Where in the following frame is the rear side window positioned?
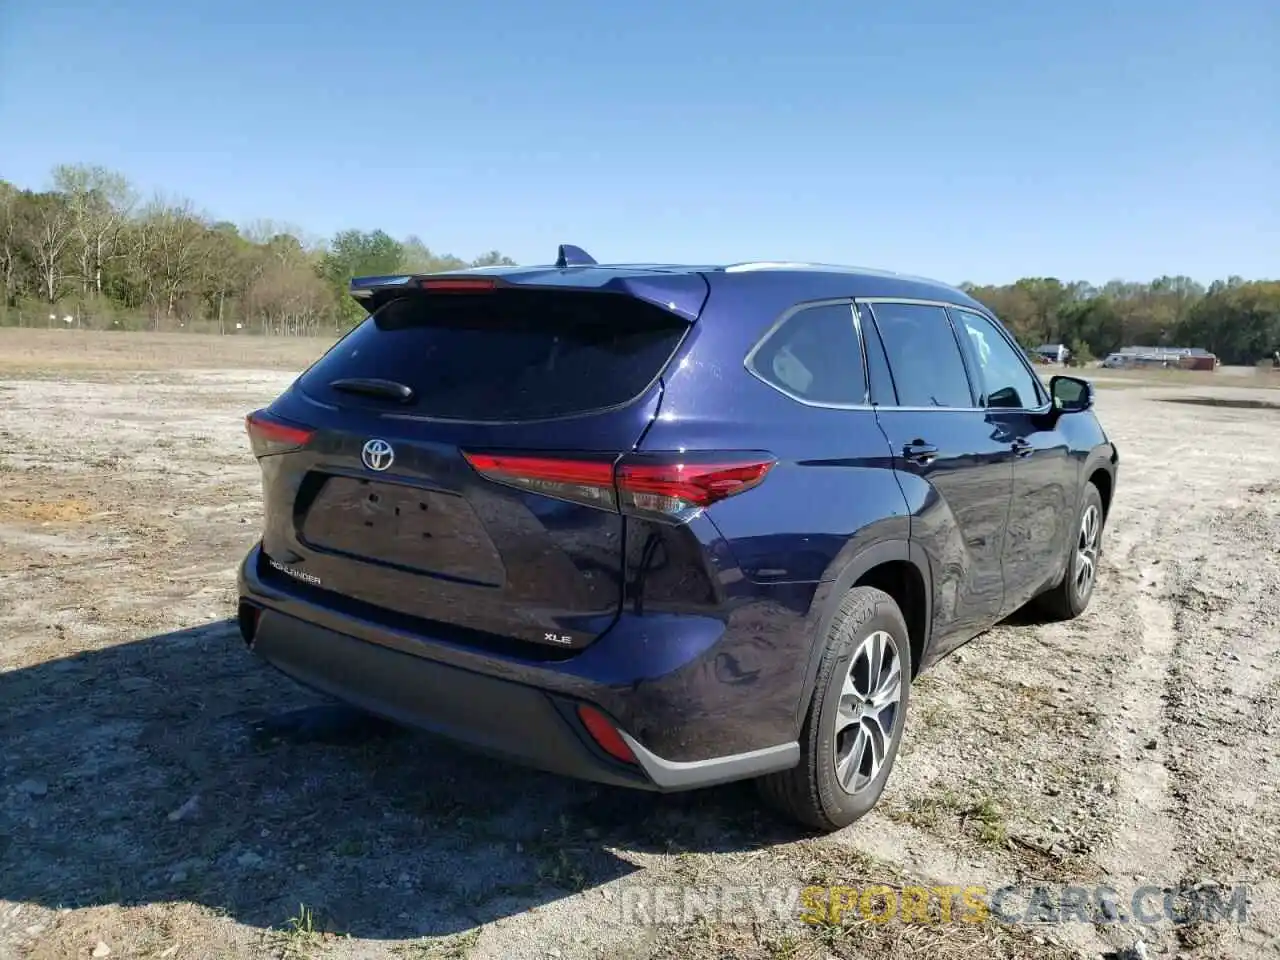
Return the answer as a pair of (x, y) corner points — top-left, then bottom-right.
(866, 302), (975, 408)
(298, 290), (688, 421)
(747, 302), (867, 405)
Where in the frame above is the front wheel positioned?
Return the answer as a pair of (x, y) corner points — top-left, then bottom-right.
(758, 586), (912, 832)
(1034, 481), (1105, 621)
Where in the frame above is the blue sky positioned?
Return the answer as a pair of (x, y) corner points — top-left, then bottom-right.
(1, 0), (1275, 284)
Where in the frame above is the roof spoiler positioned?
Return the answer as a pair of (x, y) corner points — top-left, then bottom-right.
(348, 245), (709, 320)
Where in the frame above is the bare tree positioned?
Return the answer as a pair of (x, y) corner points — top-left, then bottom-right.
(52, 164), (136, 299)
(21, 192), (74, 303)
(200, 224), (249, 334)
(136, 195), (207, 324)
(246, 258), (328, 336)
(0, 182), (23, 306)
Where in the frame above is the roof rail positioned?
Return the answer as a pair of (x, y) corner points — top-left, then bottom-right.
(720, 261), (966, 291)
(722, 261), (825, 273)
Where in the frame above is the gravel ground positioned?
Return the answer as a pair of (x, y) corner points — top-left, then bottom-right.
(1, 330), (1278, 960)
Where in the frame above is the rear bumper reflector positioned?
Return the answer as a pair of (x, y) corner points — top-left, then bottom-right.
(576, 705), (638, 765)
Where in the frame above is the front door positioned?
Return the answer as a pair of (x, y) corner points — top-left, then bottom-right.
(950, 307), (1073, 613)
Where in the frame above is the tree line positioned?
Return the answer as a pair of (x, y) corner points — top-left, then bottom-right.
(959, 276), (1280, 367)
(0, 164), (515, 336)
(2, 163), (1277, 363)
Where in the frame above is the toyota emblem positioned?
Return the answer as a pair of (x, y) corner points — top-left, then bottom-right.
(361, 438), (395, 472)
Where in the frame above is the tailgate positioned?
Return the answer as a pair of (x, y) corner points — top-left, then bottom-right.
(250, 280), (704, 652)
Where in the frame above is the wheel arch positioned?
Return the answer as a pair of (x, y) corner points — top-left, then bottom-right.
(1087, 461), (1114, 519)
(795, 539), (933, 730)
(1084, 441), (1119, 520)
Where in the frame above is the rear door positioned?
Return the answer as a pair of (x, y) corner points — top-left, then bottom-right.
(860, 299), (1014, 651)
(251, 280), (701, 653)
(950, 307), (1073, 613)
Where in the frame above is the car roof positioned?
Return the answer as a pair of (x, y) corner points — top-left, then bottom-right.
(351, 246), (992, 319)
(445, 258), (985, 311)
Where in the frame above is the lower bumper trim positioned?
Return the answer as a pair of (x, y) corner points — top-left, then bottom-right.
(249, 607), (797, 792)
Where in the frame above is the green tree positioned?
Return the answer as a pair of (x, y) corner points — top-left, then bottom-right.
(471, 249), (516, 268)
(319, 229), (405, 325)
(6, 158), (1274, 350)
(400, 235), (467, 273)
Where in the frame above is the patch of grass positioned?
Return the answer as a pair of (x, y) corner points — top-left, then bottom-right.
(883, 787), (966, 830)
(1159, 395), (1280, 411)
(643, 909), (1081, 960)
(884, 788), (1008, 849)
(668, 850), (703, 882)
(470, 881), (540, 908)
(764, 931), (804, 958)
(332, 838), (365, 857)
(534, 846), (589, 891)
(267, 903), (350, 960)
(392, 929), (481, 959)
(909, 694), (952, 730)
(796, 840), (878, 887)
(273, 903), (322, 959)
(1089, 365), (1280, 390)
(518, 811), (595, 892)
(963, 797), (1008, 848)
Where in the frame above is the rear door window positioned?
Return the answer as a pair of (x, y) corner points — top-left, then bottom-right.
(865, 302), (975, 408)
(746, 302), (867, 405)
(298, 290), (689, 421)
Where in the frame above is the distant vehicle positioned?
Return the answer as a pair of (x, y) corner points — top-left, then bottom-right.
(1034, 343), (1071, 364)
(1111, 345), (1218, 371)
(1101, 353), (1129, 369)
(237, 248), (1119, 831)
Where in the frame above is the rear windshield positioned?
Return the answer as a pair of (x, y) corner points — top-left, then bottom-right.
(298, 290), (689, 421)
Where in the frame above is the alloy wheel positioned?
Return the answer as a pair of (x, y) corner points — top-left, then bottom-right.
(1075, 503), (1101, 598)
(833, 629), (903, 794)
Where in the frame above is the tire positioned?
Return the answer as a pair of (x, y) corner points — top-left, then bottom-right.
(758, 586), (913, 832)
(1034, 481), (1105, 621)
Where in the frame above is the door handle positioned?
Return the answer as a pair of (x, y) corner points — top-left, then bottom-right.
(1011, 437), (1034, 458)
(902, 440), (938, 465)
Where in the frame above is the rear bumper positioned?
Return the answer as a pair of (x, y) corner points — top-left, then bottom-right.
(238, 544), (798, 792)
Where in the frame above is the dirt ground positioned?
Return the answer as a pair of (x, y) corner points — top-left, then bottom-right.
(2, 328), (1278, 960)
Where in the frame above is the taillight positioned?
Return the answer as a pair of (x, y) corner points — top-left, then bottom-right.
(244, 409), (314, 457)
(615, 456), (774, 520)
(460, 453), (618, 510)
(462, 450), (775, 522)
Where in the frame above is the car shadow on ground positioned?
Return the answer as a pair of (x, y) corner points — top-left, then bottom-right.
(0, 620), (809, 940)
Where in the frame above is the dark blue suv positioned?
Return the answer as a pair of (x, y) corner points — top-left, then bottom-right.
(237, 247), (1118, 831)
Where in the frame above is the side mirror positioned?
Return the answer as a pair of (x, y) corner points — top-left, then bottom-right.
(1050, 375), (1094, 413)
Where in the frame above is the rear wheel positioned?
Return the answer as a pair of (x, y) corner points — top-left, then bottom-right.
(758, 586), (912, 832)
(1034, 481), (1105, 621)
